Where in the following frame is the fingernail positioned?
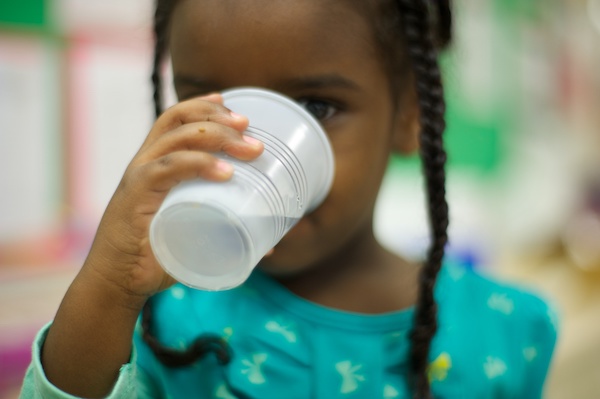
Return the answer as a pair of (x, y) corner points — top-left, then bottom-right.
(215, 160), (234, 176)
(243, 135), (262, 148)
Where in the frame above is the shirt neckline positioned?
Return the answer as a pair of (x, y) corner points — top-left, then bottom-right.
(244, 265), (449, 334)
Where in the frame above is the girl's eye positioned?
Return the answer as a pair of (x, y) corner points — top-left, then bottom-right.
(297, 99), (337, 122)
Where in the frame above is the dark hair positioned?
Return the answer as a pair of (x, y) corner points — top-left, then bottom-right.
(141, 296), (231, 366)
(396, 1), (451, 397)
(143, 1), (451, 397)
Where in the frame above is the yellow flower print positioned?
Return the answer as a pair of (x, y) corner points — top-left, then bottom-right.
(428, 352), (452, 382)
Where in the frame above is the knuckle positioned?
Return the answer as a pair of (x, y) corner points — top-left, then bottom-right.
(157, 153), (174, 169)
(221, 140), (242, 153)
(156, 104), (181, 125)
(156, 103), (198, 130)
(119, 165), (141, 190)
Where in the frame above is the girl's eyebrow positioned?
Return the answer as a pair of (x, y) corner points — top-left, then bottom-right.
(276, 74), (363, 93)
(173, 74), (362, 93)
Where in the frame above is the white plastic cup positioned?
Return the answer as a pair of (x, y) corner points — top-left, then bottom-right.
(149, 88), (335, 290)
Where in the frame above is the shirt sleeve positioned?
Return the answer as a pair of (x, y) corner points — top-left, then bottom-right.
(521, 295), (560, 399)
(18, 322), (158, 399)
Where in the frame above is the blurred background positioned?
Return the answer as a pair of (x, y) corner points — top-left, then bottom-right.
(0, 0), (599, 397)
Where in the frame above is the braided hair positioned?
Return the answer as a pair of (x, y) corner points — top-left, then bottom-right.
(397, 1), (451, 397)
(144, 0), (451, 397)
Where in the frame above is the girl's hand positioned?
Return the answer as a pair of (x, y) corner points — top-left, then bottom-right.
(82, 94), (263, 301)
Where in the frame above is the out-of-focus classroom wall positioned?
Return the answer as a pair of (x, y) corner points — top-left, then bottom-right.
(0, 1), (599, 397)
(0, 1), (156, 395)
(378, 0), (600, 267)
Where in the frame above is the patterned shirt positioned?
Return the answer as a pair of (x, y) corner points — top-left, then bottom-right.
(21, 263), (558, 398)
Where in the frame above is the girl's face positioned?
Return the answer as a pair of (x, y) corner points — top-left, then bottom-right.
(169, 0), (414, 274)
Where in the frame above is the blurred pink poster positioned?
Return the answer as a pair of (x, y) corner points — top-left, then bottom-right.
(0, 36), (62, 243)
(67, 36), (154, 230)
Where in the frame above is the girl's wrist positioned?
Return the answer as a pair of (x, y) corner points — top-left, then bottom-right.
(77, 257), (150, 314)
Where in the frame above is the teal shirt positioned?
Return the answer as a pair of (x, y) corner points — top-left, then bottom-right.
(20, 263), (558, 398)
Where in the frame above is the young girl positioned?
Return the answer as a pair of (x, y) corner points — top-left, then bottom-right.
(20, 0), (557, 398)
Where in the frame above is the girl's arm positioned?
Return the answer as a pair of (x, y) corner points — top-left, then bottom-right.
(41, 261), (146, 398)
(32, 94), (261, 398)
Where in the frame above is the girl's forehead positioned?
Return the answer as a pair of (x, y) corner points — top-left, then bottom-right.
(167, 0), (388, 92)
(169, 0), (380, 66)
(172, 0), (373, 23)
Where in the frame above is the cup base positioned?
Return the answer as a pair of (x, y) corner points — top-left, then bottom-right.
(150, 201), (254, 290)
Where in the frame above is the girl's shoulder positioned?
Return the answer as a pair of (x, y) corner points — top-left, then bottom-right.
(435, 261), (559, 367)
(430, 262), (559, 395)
(438, 261), (559, 329)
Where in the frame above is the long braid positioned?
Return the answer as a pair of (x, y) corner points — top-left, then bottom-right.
(434, 0), (452, 47)
(141, 0), (233, 368)
(151, 0), (174, 118)
(397, 0), (451, 397)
